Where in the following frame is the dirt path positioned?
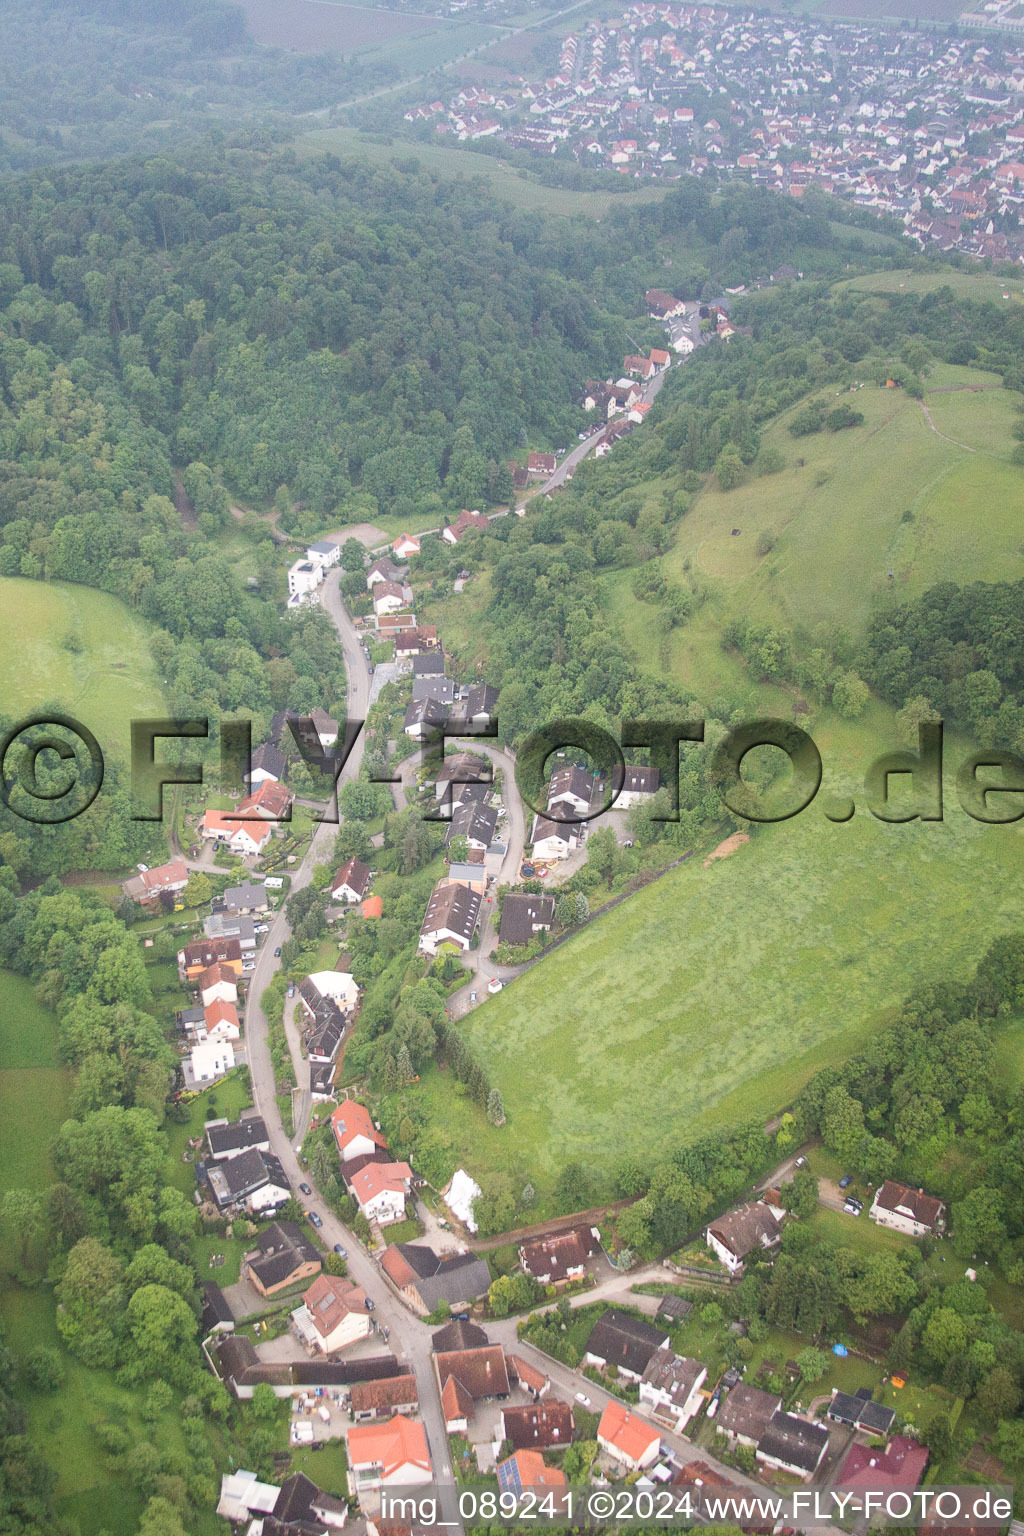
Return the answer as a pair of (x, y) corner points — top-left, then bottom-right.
(703, 830), (749, 867)
(919, 398), (975, 453)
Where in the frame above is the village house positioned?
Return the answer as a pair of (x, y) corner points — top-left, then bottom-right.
(217, 1469), (347, 1530)
(373, 580), (414, 617)
(413, 673), (457, 707)
(122, 858), (188, 905)
(200, 998), (240, 1044)
(418, 881), (482, 955)
(458, 681), (499, 729)
(380, 1243), (491, 1315)
(395, 627), (440, 664)
(199, 810), (272, 859)
(756, 1410), (829, 1481)
(306, 538), (341, 570)
(706, 1201), (784, 1273)
(434, 1344), (510, 1430)
(245, 1221), (322, 1298)
(404, 696), (450, 741)
(441, 862), (487, 896)
(443, 509), (490, 545)
(179, 937), (243, 981)
(198, 961), (238, 1008)
(222, 881), (270, 916)
(827, 1390), (895, 1437)
(366, 556), (405, 588)
(507, 1354), (549, 1401)
(331, 1100), (388, 1162)
(527, 451), (557, 477)
(547, 763), (595, 818)
(291, 1273), (372, 1355)
(612, 764), (661, 809)
(645, 288), (686, 319)
(597, 1400), (661, 1472)
(530, 815), (579, 862)
(499, 1400), (575, 1452)
(204, 1146), (289, 1213)
(287, 558), (324, 607)
(243, 742), (287, 786)
(434, 750), (491, 802)
(299, 970), (359, 1016)
(584, 1310), (669, 1383)
(188, 1037), (236, 1086)
(497, 1449), (567, 1495)
(236, 779), (293, 821)
(206, 1115), (268, 1161)
(349, 1160), (414, 1226)
(211, 1334), (403, 1402)
(329, 857), (371, 906)
(716, 1384), (782, 1448)
(499, 893), (555, 947)
(347, 1415), (432, 1494)
(837, 1432), (928, 1489)
(392, 534), (421, 560)
(869, 1180), (945, 1236)
(445, 799), (498, 853)
(519, 1225), (600, 1285)
(639, 1349), (707, 1431)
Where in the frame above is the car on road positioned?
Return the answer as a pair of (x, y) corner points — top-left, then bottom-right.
(364, 1297), (375, 1311)
(469, 991), (477, 1003)
(274, 946), (281, 957)
(298, 1182), (312, 1196)
(333, 1244), (347, 1258)
(574, 1392), (591, 1407)
(839, 1174), (853, 1189)
(307, 1211), (323, 1229)
(795, 1155), (808, 1168)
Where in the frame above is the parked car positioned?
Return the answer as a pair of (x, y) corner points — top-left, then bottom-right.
(839, 1174), (853, 1189)
(307, 1211), (323, 1229)
(298, 1182), (312, 1196)
(333, 1244), (347, 1258)
(574, 1392), (591, 1407)
(795, 1155), (808, 1168)
(844, 1198), (863, 1216)
(469, 991), (478, 1004)
(364, 1297), (375, 1311)
(274, 946), (282, 957)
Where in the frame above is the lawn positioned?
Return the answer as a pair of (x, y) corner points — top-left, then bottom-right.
(163, 1069), (254, 1196)
(0, 576), (165, 762)
(0, 972), (70, 1198)
(445, 797), (1024, 1193)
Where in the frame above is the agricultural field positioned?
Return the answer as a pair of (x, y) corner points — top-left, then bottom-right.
(0, 577), (165, 763)
(234, 0), (441, 51)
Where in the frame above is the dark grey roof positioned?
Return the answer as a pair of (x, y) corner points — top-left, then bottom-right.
(305, 1014), (344, 1062)
(214, 1335), (403, 1395)
(585, 1310), (668, 1376)
(829, 1392), (894, 1434)
(858, 1400), (896, 1434)
(499, 893), (555, 946)
(208, 1147), (284, 1204)
(413, 651), (447, 676)
(413, 675), (458, 705)
(223, 881), (269, 912)
(201, 1282), (234, 1329)
(206, 1117), (268, 1159)
(717, 1383), (781, 1441)
(656, 1294), (693, 1322)
(405, 697), (450, 731)
(446, 799), (498, 849)
(248, 742), (287, 781)
(420, 881), (482, 943)
(432, 1319), (489, 1352)
(463, 683), (499, 720)
(757, 1411), (829, 1474)
(246, 1220), (319, 1290)
(415, 1253), (492, 1311)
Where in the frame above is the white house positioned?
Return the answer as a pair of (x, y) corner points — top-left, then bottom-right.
(418, 882), (481, 955)
(304, 970), (359, 1013)
(350, 1161), (414, 1226)
(201, 1000), (241, 1044)
(189, 1038), (235, 1084)
(639, 1350), (707, 1431)
(706, 1202), (783, 1274)
(199, 963), (238, 1008)
(613, 765), (661, 810)
(392, 533), (421, 560)
(597, 1400), (661, 1472)
(330, 858), (371, 905)
(217, 1470), (281, 1522)
(347, 1415), (432, 1493)
(331, 1100), (388, 1163)
(373, 581), (414, 617)
(200, 810), (272, 858)
(530, 815), (579, 862)
(287, 559), (324, 607)
(306, 539), (340, 570)
(546, 764), (594, 818)
(291, 1273), (372, 1355)
(869, 1181), (945, 1237)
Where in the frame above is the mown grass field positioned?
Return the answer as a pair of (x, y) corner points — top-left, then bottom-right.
(0, 971), (69, 1197)
(0, 577), (165, 762)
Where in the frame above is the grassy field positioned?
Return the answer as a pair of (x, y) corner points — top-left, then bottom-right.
(840, 267), (1024, 302)
(0, 577), (165, 762)
(297, 127), (672, 219)
(0, 972), (70, 1198)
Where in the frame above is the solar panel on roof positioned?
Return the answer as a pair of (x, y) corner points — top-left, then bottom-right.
(497, 1458), (522, 1497)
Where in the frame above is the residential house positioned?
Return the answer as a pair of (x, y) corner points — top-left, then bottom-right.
(404, 696), (450, 741)
(373, 581), (414, 618)
(458, 682), (499, 729)
(236, 779), (293, 821)
(349, 1374), (420, 1422)
(500, 1401), (574, 1451)
(201, 999), (240, 1044)
(200, 810), (272, 858)
(597, 1400), (661, 1471)
(245, 1222), (322, 1298)
(206, 1116), (269, 1161)
(499, 893), (555, 947)
(331, 858), (371, 905)
(380, 1244), (492, 1315)
(212, 1334), (403, 1401)
(122, 858), (188, 905)
(527, 452), (557, 477)
(639, 1349), (707, 1431)
(869, 1181), (945, 1236)
(412, 673), (456, 706)
(189, 1038), (236, 1085)
(244, 742), (287, 787)
(350, 1161), (414, 1226)
(442, 509), (490, 545)
(434, 1345), (510, 1430)
(497, 1449), (567, 1495)
(300, 970), (359, 1015)
(265, 1470), (349, 1530)
(179, 938), (243, 981)
(287, 559), (324, 607)
(837, 1433), (928, 1489)
(547, 764), (594, 818)
(202, 912), (255, 951)
(612, 765), (661, 809)
(442, 862), (487, 895)
(418, 881), (482, 955)
(445, 799), (498, 853)
(645, 288), (686, 318)
(347, 1415), (432, 1492)
(519, 1225), (599, 1285)
(292, 1273), (372, 1354)
(205, 1147), (289, 1213)
(434, 750), (491, 801)
(584, 1311), (669, 1383)
(395, 627), (440, 663)
(223, 882), (270, 916)
(331, 1100), (388, 1163)
(507, 1354), (549, 1401)
(392, 534), (421, 560)
(306, 539), (341, 570)
(201, 1282), (235, 1336)
(217, 1470), (286, 1522)
(530, 815), (579, 862)
(827, 1390), (896, 1437)
(706, 1201), (783, 1273)
(367, 556), (405, 589)
(199, 962), (238, 1008)
(717, 1384), (782, 1448)
(756, 1410), (829, 1481)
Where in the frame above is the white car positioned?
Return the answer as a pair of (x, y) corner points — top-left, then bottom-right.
(575, 1392), (591, 1407)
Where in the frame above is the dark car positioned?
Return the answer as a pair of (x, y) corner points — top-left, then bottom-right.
(274, 946), (282, 957)
(364, 1297), (375, 1311)
(333, 1244), (347, 1258)
(307, 1211), (323, 1229)
(298, 1182), (312, 1196)
(839, 1174), (853, 1189)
